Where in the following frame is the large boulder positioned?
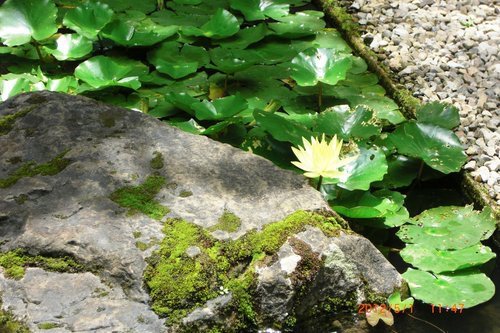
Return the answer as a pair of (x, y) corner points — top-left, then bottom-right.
(0, 91), (403, 332)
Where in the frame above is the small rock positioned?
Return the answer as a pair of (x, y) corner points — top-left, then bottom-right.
(477, 166), (490, 182)
(186, 246), (202, 258)
(464, 160), (477, 170)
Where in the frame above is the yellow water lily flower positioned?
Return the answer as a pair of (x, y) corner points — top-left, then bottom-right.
(291, 134), (357, 179)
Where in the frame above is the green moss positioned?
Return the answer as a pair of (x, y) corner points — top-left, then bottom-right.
(150, 152), (164, 170)
(179, 190), (193, 198)
(208, 210), (241, 233)
(0, 299), (30, 333)
(110, 175), (170, 220)
(99, 110), (117, 128)
(394, 89), (420, 117)
(0, 249), (84, 280)
(14, 194), (28, 205)
(37, 322), (62, 329)
(0, 151), (71, 188)
(133, 231), (142, 239)
(0, 107), (34, 136)
(144, 211), (343, 330)
(136, 241), (152, 251)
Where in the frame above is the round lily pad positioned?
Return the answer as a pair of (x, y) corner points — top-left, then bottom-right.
(316, 105), (381, 140)
(63, 1), (114, 39)
(44, 34), (93, 61)
(148, 42), (209, 79)
(416, 102), (460, 129)
(230, 0), (289, 21)
(192, 94), (248, 120)
(182, 8), (239, 39)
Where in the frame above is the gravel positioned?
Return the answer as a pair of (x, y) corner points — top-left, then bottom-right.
(346, 0), (500, 204)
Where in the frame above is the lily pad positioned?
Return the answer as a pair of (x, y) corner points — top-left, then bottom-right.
(192, 94), (248, 120)
(268, 11), (325, 38)
(332, 189), (405, 219)
(402, 268), (495, 308)
(397, 206), (496, 250)
(148, 42), (209, 79)
(168, 118), (205, 134)
(215, 23), (268, 49)
(416, 102), (460, 129)
(336, 146), (387, 191)
(389, 121), (467, 174)
(388, 292), (414, 312)
(291, 48), (353, 87)
(74, 56), (148, 90)
(376, 155), (420, 189)
(63, 1), (114, 39)
(182, 9), (239, 39)
(209, 47), (259, 74)
(253, 110), (311, 146)
(401, 244), (496, 273)
(230, 0), (289, 21)
(0, 0), (58, 46)
(44, 34), (93, 61)
(316, 105), (381, 140)
(165, 92), (199, 115)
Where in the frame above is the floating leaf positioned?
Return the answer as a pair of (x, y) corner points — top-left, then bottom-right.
(148, 42), (209, 79)
(375, 155), (420, 189)
(397, 206), (496, 250)
(416, 102), (460, 129)
(63, 0), (114, 39)
(166, 92), (199, 115)
(98, 0), (156, 13)
(389, 121), (467, 174)
(402, 268), (495, 308)
(292, 29), (351, 53)
(366, 305), (394, 327)
(291, 48), (352, 87)
(192, 94), (248, 120)
(336, 146), (387, 191)
(0, 0), (58, 46)
(269, 11), (325, 38)
(75, 56), (148, 90)
(183, 9), (239, 39)
(401, 244), (496, 273)
(44, 34), (93, 61)
(216, 23), (268, 49)
(388, 292), (414, 312)
(332, 189), (405, 219)
(253, 110), (311, 146)
(316, 105), (381, 140)
(209, 48), (259, 74)
(168, 118), (205, 134)
(230, 0), (289, 21)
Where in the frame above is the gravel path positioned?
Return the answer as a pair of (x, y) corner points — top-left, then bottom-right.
(344, 0), (499, 204)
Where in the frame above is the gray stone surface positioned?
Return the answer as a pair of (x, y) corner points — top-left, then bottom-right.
(0, 91), (402, 332)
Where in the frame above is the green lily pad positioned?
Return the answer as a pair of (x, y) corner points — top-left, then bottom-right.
(45, 76), (79, 93)
(101, 14), (178, 47)
(0, 76), (35, 101)
(397, 206), (496, 250)
(332, 189), (405, 219)
(216, 23), (268, 49)
(336, 146), (388, 191)
(401, 244), (496, 273)
(148, 42), (209, 79)
(252, 39), (302, 65)
(230, 0), (289, 21)
(316, 105), (381, 140)
(0, 0), (58, 46)
(99, 0), (156, 13)
(182, 8), (239, 39)
(208, 48), (259, 74)
(44, 34), (93, 61)
(292, 29), (351, 53)
(389, 121), (467, 174)
(402, 268), (495, 308)
(192, 94), (248, 121)
(416, 102), (461, 129)
(253, 109), (311, 146)
(74, 56), (148, 90)
(375, 155), (420, 189)
(291, 48), (353, 87)
(268, 11), (325, 38)
(165, 92), (199, 115)
(168, 118), (205, 134)
(388, 292), (414, 312)
(63, 1), (114, 39)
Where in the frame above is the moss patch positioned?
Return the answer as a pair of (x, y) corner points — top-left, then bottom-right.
(0, 107), (34, 136)
(99, 110), (117, 128)
(133, 231), (142, 239)
(144, 211), (343, 330)
(0, 299), (30, 333)
(208, 210), (241, 233)
(110, 175), (170, 220)
(179, 190), (192, 198)
(37, 322), (62, 329)
(0, 249), (84, 280)
(0, 150), (71, 188)
(150, 152), (164, 170)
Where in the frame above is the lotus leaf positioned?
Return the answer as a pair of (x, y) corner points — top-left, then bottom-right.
(269, 11), (325, 38)
(316, 105), (381, 140)
(253, 110), (311, 146)
(192, 94), (248, 120)
(402, 268), (495, 308)
(182, 9), (239, 39)
(388, 292), (414, 312)
(148, 42), (209, 79)
(63, 1), (114, 39)
(209, 48), (259, 74)
(230, 0), (289, 21)
(375, 155), (420, 188)
(0, 0), (58, 46)
(336, 146), (388, 191)
(416, 102), (460, 129)
(292, 29), (351, 53)
(332, 189), (405, 219)
(99, 0), (156, 13)
(44, 34), (93, 61)
(165, 92), (200, 115)
(216, 24), (268, 49)
(401, 244), (496, 273)
(397, 206), (496, 250)
(291, 48), (353, 87)
(389, 121), (467, 174)
(74, 56), (148, 90)
(168, 118), (205, 134)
